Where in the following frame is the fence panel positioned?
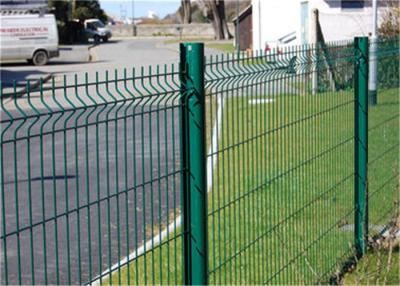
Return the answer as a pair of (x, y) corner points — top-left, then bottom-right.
(1, 67), (184, 285)
(204, 41), (356, 284)
(1, 37), (398, 285)
(367, 37), (400, 238)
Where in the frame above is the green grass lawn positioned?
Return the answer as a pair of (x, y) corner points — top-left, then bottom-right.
(163, 38), (236, 54)
(163, 37), (215, 45)
(207, 43), (236, 53)
(107, 87), (398, 285)
(342, 243), (399, 285)
(368, 89), (400, 235)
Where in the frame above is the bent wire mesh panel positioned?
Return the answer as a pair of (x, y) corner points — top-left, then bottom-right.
(204, 41), (356, 284)
(1, 66), (184, 285)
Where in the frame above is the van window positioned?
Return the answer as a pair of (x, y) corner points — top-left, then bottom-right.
(87, 22), (97, 30)
(91, 21), (105, 29)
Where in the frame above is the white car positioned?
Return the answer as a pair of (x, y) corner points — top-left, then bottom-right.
(84, 19), (112, 43)
(0, 13), (59, 65)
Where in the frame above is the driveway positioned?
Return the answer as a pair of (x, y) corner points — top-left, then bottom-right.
(1, 37), (222, 90)
(91, 38), (180, 68)
(1, 37), (228, 284)
(0, 38), (184, 285)
(0, 45), (91, 82)
(1, 103), (182, 285)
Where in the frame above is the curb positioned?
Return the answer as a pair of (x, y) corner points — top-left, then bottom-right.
(88, 43), (98, 62)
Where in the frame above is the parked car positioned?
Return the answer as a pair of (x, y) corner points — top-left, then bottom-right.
(0, 13), (59, 65)
(84, 19), (112, 43)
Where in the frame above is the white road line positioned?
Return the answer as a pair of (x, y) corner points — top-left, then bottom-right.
(91, 94), (224, 285)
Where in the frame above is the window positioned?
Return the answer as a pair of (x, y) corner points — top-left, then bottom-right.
(341, 0), (365, 9)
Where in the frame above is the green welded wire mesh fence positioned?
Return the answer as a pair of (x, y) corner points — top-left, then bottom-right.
(1, 67), (185, 285)
(367, 37), (399, 238)
(205, 40), (356, 285)
(0, 36), (399, 285)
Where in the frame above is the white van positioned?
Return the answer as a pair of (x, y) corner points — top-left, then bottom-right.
(0, 14), (59, 65)
(84, 19), (112, 43)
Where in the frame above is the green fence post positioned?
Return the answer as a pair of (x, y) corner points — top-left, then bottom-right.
(180, 42), (208, 285)
(354, 37), (369, 257)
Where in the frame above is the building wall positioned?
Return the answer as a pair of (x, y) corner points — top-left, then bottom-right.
(253, 0), (389, 50)
(236, 11), (252, 50)
(110, 23), (235, 38)
(252, 0), (298, 51)
(304, 0), (388, 43)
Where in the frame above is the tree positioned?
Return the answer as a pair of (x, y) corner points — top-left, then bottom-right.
(73, 0), (107, 23)
(48, 0), (69, 23)
(180, 0), (191, 24)
(379, 0), (400, 36)
(73, 6), (93, 22)
(201, 0), (232, 40)
(49, 0), (107, 23)
(49, 0), (107, 43)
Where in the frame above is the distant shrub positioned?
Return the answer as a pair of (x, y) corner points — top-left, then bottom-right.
(138, 18), (162, 25)
(379, 0), (400, 37)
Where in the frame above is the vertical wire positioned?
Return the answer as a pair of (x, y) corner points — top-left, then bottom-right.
(73, 74), (83, 284)
(25, 81), (36, 285)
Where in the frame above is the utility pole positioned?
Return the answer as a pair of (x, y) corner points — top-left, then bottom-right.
(368, 0), (378, 105)
(132, 0), (137, 36)
(310, 9), (319, 95)
(236, 0), (240, 58)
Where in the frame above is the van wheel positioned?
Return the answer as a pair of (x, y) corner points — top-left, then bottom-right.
(32, 50), (48, 66)
(102, 37), (108, 42)
(94, 35), (100, 43)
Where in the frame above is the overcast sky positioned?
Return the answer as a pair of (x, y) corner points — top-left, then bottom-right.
(99, 0), (181, 19)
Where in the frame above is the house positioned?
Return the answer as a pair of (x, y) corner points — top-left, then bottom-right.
(233, 5), (252, 51)
(252, 0), (390, 51)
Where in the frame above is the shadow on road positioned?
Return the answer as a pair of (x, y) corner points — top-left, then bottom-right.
(91, 39), (120, 45)
(0, 59), (93, 68)
(0, 69), (48, 87)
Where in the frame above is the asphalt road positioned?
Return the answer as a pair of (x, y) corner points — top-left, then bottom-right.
(92, 38), (180, 68)
(1, 37), (220, 87)
(0, 44), (91, 85)
(1, 38), (185, 284)
(1, 102), (182, 284)
(0, 38), (238, 284)
(1, 39), (172, 86)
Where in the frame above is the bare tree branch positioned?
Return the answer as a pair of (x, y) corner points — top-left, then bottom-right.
(201, 0), (232, 40)
(180, 0), (191, 24)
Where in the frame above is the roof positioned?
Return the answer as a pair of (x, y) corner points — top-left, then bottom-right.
(232, 4), (252, 24)
(0, 0), (47, 11)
